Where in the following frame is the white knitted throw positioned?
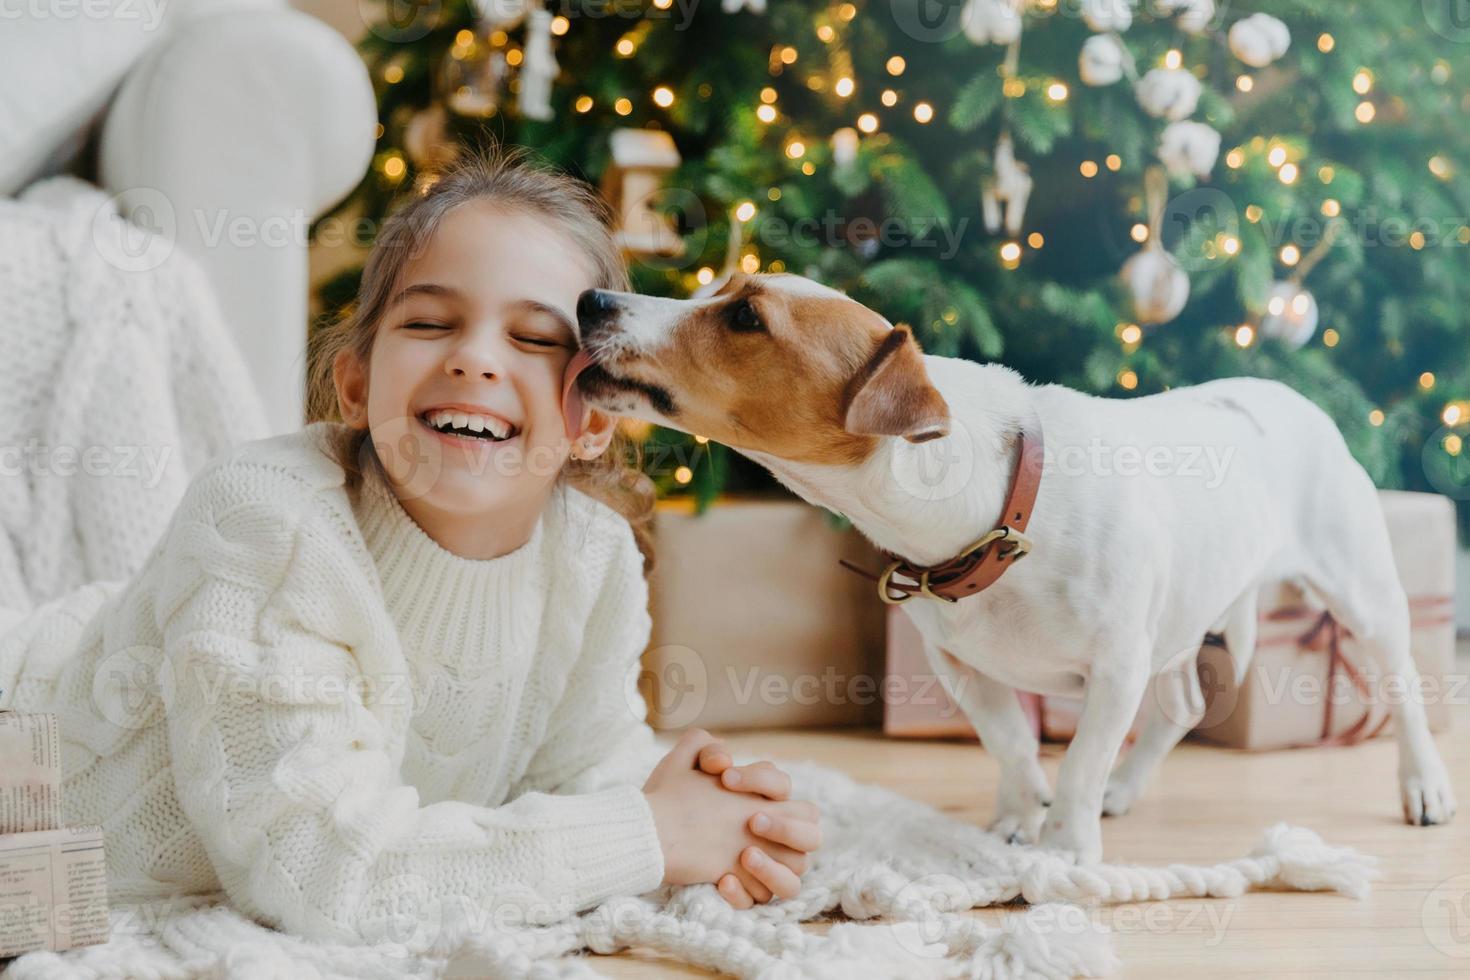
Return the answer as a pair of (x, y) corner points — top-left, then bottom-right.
(4, 760), (1376, 979)
(0, 176), (269, 614)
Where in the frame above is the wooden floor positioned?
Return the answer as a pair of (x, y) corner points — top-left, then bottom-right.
(591, 703), (1470, 979)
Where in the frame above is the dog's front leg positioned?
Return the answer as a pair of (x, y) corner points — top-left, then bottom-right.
(926, 644), (1051, 843)
(1039, 655), (1151, 863)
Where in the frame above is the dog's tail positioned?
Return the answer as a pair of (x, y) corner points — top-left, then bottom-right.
(1221, 589), (1259, 687)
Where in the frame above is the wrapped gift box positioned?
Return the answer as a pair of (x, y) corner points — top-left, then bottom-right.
(0, 712), (62, 836)
(643, 500), (888, 730)
(0, 825), (109, 957)
(1193, 490), (1457, 750)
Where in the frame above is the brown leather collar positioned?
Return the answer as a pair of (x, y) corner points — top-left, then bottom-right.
(841, 409), (1044, 604)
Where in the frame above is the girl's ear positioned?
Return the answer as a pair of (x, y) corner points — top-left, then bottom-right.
(573, 407), (618, 460)
(333, 349), (369, 428)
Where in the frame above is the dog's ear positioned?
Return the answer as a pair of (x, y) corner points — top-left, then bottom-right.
(842, 325), (951, 443)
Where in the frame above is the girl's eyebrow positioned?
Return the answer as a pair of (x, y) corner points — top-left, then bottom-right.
(516, 300), (576, 338)
(390, 282), (460, 306)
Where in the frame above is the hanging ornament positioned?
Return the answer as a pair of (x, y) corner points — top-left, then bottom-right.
(830, 127), (860, 170)
(403, 103), (460, 170)
(1081, 0), (1132, 33)
(1135, 67), (1201, 121)
(980, 132), (1032, 236)
(601, 128), (685, 257)
(961, 0), (1023, 46)
(518, 5), (557, 121)
(1157, 120), (1220, 179)
(722, 0), (767, 12)
(1229, 13), (1290, 68)
(473, 0), (528, 30)
(442, 40), (508, 118)
(1121, 166), (1189, 325)
(1156, 0), (1215, 34)
(1079, 33), (1129, 86)
(1259, 282), (1319, 348)
(1258, 219), (1340, 348)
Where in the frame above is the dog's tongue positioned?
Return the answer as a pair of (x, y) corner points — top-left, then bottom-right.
(561, 349), (594, 441)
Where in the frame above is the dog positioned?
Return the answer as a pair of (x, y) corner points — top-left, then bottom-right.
(570, 272), (1456, 862)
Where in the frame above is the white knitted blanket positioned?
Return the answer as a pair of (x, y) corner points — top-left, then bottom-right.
(3, 761), (1376, 979)
(0, 176), (269, 615)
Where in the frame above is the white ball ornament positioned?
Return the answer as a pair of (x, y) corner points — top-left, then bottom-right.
(830, 127), (859, 169)
(1122, 249), (1190, 325)
(1157, 0), (1215, 34)
(1260, 281), (1319, 349)
(1079, 33), (1128, 87)
(1229, 13), (1290, 68)
(1081, 0), (1132, 33)
(962, 0), (1023, 46)
(1158, 121), (1221, 179)
(1135, 67), (1202, 121)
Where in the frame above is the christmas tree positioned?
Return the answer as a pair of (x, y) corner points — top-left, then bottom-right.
(316, 0), (1470, 530)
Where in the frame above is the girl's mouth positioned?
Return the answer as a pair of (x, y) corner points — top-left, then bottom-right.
(417, 410), (520, 445)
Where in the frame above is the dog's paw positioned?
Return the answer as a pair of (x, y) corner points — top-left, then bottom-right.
(1401, 756), (1457, 826)
(1037, 810), (1103, 865)
(1101, 775), (1140, 818)
(989, 806), (1046, 846)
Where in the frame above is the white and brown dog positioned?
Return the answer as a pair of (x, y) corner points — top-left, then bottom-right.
(569, 273), (1456, 862)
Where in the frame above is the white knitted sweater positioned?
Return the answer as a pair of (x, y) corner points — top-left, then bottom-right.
(0, 421), (666, 950)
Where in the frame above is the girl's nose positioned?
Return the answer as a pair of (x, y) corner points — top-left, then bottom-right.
(445, 333), (506, 379)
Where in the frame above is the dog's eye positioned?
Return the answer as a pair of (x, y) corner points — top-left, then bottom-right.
(730, 299), (764, 333)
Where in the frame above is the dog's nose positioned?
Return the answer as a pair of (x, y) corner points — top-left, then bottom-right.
(576, 289), (620, 338)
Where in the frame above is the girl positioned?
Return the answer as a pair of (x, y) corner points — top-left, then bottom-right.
(0, 147), (821, 950)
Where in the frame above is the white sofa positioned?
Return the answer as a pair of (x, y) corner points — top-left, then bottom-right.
(1, 0), (376, 435)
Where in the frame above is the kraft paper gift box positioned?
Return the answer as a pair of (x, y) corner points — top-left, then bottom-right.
(643, 499), (888, 730)
(882, 606), (1043, 740)
(1193, 489), (1457, 750)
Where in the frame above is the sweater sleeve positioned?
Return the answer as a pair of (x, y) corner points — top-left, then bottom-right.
(513, 520), (666, 799)
(153, 464), (665, 948)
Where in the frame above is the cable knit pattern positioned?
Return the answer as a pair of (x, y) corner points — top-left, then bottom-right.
(0, 420), (665, 952)
(0, 176), (269, 614)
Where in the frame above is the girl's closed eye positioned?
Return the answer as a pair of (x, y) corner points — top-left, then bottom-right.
(403, 320), (452, 332)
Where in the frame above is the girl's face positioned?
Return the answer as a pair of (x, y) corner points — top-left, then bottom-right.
(337, 201), (610, 549)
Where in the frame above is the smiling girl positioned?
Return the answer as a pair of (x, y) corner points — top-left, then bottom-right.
(0, 147), (819, 950)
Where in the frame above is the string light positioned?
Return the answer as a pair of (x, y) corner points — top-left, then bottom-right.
(1246, 204), (1263, 222)
(1278, 163), (1298, 184)
(780, 46), (798, 65)
(801, 161), (816, 175)
(1323, 328), (1340, 347)
(1080, 160), (1098, 177)
(575, 95), (593, 113)
(756, 104), (777, 122)
(615, 37), (635, 56)
(1268, 146), (1287, 167)
(913, 101), (934, 123)
(856, 112), (879, 133)
(1420, 371), (1437, 390)
(785, 139), (806, 158)
(1226, 148), (1244, 168)
(1445, 404), (1464, 425)
(1429, 155), (1451, 179)
(1368, 409), (1384, 426)
(816, 24), (835, 42)
(1235, 324), (1255, 347)
(835, 76), (855, 97)
(1355, 101), (1375, 123)
(614, 98), (633, 115)
(1220, 234), (1240, 255)
(696, 267), (714, 285)
(881, 89), (898, 106)
(1027, 232), (1044, 248)
(383, 64), (404, 84)
(505, 48), (523, 67)
(674, 466), (693, 484)
(1447, 435), (1464, 456)
(1236, 76), (1254, 92)
(1317, 33), (1335, 52)
(653, 86), (675, 107)
(1002, 77), (1026, 98)
(1319, 165), (1335, 183)
(1280, 244), (1301, 265)
(999, 241), (1022, 266)
(1119, 324), (1142, 344)
(1118, 369), (1139, 390)
(551, 15), (570, 34)
(1105, 154), (1122, 171)
(886, 55), (906, 75)
(760, 87), (778, 104)
(740, 253), (760, 273)
(1352, 69), (1373, 94)
(838, 3), (857, 20)
(1046, 81), (1069, 102)
(1164, 49), (1182, 69)
(1130, 223), (1149, 243)
(735, 201), (757, 222)
(1321, 199), (1340, 217)
(382, 153), (406, 180)
(694, 434), (710, 444)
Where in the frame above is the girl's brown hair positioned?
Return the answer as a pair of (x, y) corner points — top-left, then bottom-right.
(306, 144), (656, 571)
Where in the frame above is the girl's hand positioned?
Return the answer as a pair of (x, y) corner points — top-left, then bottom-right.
(695, 741), (793, 801)
(644, 729), (822, 908)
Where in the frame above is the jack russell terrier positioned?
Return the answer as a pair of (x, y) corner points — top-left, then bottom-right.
(565, 272), (1456, 862)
